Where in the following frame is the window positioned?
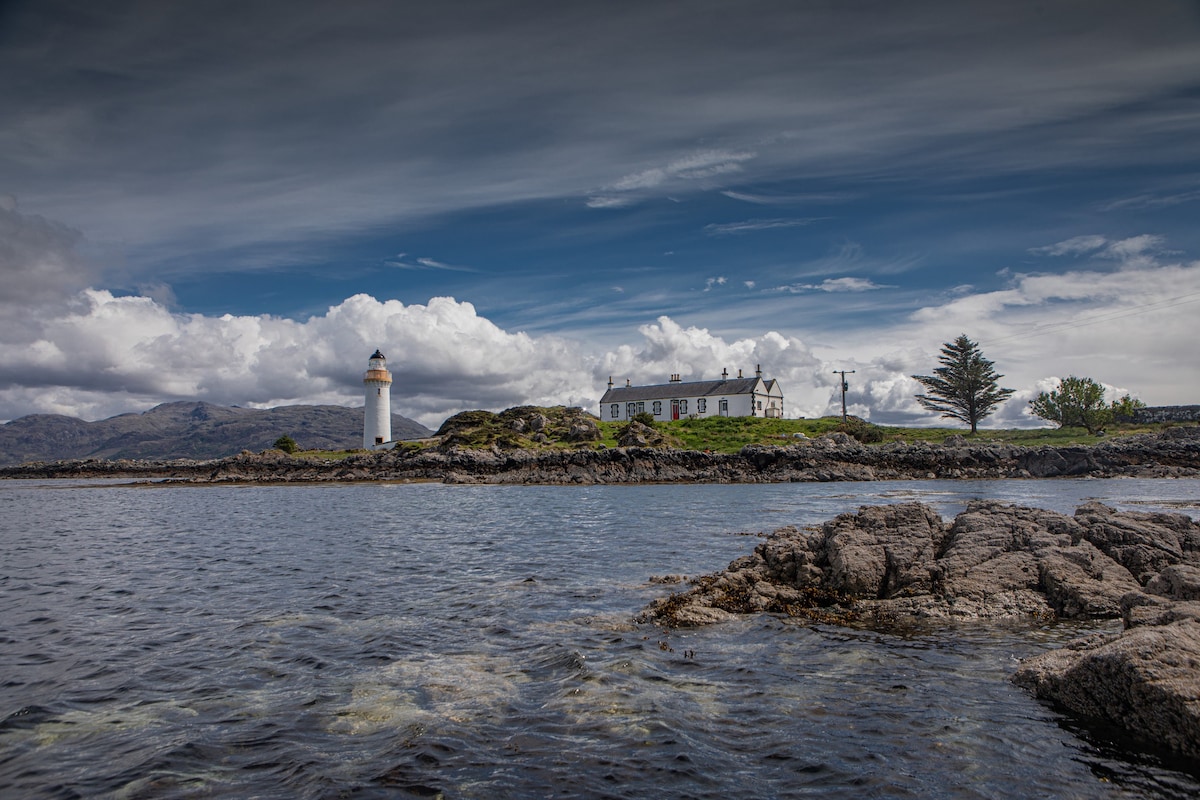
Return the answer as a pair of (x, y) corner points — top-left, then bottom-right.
(627, 402), (637, 418)
(652, 401), (662, 416)
(757, 400), (763, 409)
(679, 399), (688, 415)
(610, 404), (619, 419)
(697, 398), (707, 413)
(719, 398), (728, 415)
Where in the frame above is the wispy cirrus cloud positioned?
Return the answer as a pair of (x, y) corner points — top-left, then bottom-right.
(1028, 234), (1168, 268)
(588, 149), (756, 209)
(704, 217), (825, 235)
(773, 277), (889, 294)
(1099, 188), (1200, 212)
(384, 254), (478, 272)
(1028, 235), (1108, 257)
(721, 190), (855, 205)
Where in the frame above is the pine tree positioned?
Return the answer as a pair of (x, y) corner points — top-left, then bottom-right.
(912, 335), (1015, 434)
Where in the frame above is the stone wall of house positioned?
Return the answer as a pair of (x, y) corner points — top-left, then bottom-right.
(1130, 405), (1200, 424)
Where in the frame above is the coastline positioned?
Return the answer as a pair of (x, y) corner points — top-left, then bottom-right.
(2, 426), (1199, 484)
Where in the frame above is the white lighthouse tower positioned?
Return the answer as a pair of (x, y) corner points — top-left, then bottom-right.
(363, 349), (393, 449)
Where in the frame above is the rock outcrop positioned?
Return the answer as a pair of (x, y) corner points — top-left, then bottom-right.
(639, 501), (1200, 760)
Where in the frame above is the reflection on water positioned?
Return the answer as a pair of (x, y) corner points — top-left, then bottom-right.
(1, 478), (1198, 798)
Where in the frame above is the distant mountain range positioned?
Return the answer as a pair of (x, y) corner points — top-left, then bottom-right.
(0, 402), (433, 465)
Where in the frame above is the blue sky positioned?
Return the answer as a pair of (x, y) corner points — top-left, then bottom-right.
(2, 0), (1199, 430)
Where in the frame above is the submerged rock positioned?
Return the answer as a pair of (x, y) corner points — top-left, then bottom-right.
(639, 500), (1200, 760)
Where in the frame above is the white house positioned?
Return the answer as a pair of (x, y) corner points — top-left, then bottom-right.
(599, 366), (784, 422)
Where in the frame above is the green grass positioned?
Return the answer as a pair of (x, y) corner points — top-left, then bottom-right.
(282, 412), (1186, 459)
(601, 416), (1174, 453)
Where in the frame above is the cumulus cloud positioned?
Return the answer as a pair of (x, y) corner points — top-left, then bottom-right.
(860, 257), (1200, 419)
(703, 276), (727, 292)
(0, 285), (855, 427)
(1, 201), (1195, 434)
(597, 317), (838, 418)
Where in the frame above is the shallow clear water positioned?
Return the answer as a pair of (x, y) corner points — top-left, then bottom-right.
(2, 478), (1199, 799)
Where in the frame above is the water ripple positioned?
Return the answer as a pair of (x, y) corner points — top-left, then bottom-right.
(1, 479), (1198, 798)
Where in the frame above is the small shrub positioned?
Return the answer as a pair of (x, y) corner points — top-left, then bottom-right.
(837, 416), (884, 443)
(273, 435), (298, 454)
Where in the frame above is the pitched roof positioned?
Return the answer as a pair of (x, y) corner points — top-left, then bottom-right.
(600, 377), (763, 404)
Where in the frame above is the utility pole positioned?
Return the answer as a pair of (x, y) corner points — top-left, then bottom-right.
(832, 370), (856, 422)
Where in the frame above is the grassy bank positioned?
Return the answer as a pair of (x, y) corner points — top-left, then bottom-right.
(593, 414), (1167, 453)
(286, 410), (1179, 459)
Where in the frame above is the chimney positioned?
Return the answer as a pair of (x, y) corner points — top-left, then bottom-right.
(721, 368), (728, 380)
(625, 378), (631, 387)
(669, 374), (681, 383)
(738, 368), (743, 378)
(607, 376), (613, 389)
(756, 364), (762, 377)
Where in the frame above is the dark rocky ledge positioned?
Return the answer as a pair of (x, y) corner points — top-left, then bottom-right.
(2, 426), (1199, 483)
(637, 499), (1200, 761)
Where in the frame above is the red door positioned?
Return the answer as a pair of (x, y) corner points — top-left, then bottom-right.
(671, 399), (680, 420)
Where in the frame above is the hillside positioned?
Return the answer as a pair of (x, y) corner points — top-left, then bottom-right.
(0, 402), (432, 465)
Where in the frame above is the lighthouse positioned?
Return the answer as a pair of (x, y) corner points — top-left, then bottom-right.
(363, 349), (392, 449)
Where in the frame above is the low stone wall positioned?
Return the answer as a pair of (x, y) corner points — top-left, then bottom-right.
(1130, 405), (1200, 424)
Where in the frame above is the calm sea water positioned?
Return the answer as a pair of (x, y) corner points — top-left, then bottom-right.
(2, 478), (1200, 799)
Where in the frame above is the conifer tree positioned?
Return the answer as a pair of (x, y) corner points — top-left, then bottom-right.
(912, 335), (1015, 434)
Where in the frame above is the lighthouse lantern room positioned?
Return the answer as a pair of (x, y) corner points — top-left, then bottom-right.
(363, 349), (393, 449)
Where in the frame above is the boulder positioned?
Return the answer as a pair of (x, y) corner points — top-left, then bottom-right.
(1012, 619), (1200, 759)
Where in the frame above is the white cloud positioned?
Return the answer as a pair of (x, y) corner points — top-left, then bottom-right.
(1099, 188), (1200, 212)
(585, 195), (633, 209)
(703, 276), (728, 292)
(704, 218), (823, 235)
(774, 277), (889, 294)
(385, 255), (477, 272)
(1028, 235), (1108, 257)
(720, 190), (855, 205)
(3, 252), (1195, 432)
(598, 317), (836, 418)
(1098, 234), (1167, 268)
(835, 254), (1200, 420)
(0, 289), (597, 429)
(595, 149), (757, 207)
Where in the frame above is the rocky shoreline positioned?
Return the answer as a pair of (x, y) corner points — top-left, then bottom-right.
(2, 426), (1199, 483)
(637, 499), (1200, 761)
